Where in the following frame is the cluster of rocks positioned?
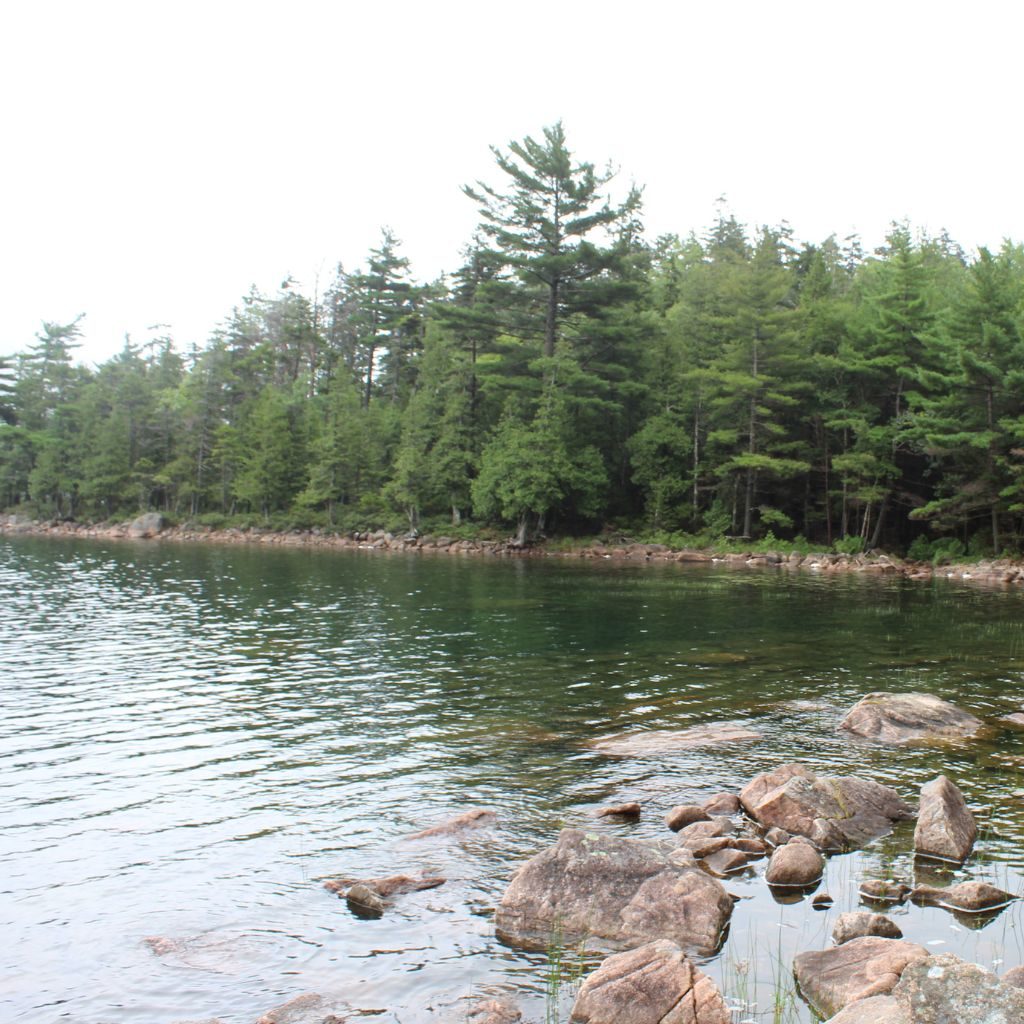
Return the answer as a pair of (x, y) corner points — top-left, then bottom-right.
(153, 690), (1021, 1023)
(8, 512), (1024, 587)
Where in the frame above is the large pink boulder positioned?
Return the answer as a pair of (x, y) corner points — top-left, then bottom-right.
(569, 940), (730, 1024)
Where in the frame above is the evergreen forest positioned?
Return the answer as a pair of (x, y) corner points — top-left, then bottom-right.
(4, 123), (1024, 558)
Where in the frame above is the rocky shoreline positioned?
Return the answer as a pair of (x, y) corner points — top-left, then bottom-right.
(155, 693), (1024, 1024)
(3, 513), (1023, 589)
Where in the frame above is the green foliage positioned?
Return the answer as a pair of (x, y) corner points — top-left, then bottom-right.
(3, 128), (1024, 556)
(833, 534), (865, 555)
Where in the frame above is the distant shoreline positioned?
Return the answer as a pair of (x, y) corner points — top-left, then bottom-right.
(4, 515), (1022, 590)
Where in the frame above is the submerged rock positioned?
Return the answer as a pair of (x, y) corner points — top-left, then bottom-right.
(832, 912), (903, 944)
(1004, 965), (1024, 989)
(740, 763), (912, 851)
(587, 723), (762, 757)
(406, 807), (497, 839)
(793, 937), (928, 1018)
(322, 873), (446, 897)
(891, 953), (1024, 1022)
(495, 829), (733, 954)
(463, 996), (522, 1023)
(595, 802), (641, 819)
(765, 842), (824, 888)
(859, 880), (912, 905)
(913, 775), (976, 862)
(910, 880), (1017, 913)
(569, 940), (730, 1024)
(838, 691), (983, 744)
(255, 993), (348, 1024)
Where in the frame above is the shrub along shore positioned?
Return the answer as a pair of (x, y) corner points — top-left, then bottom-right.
(4, 513), (1022, 590)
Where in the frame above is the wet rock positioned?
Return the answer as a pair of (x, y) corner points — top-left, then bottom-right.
(913, 775), (976, 862)
(838, 691), (984, 744)
(832, 911), (903, 944)
(891, 953), (1024, 1022)
(702, 793), (741, 815)
(679, 835), (734, 859)
(255, 993), (349, 1024)
(323, 873), (446, 897)
(407, 807), (497, 839)
(764, 843), (823, 887)
(345, 883), (385, 916)
(495, 829), (733, 954)
(700, 847), (749, 876)
(729, 837), (767, 856)
(910, 880), (1017, 913)
(596, 802), (641, 820)
(812, 893), (834, 909)
(740, 763), (912, 851)
(677, 817), (734, 840)
(569, 940), (730, 1024)
(821, 995), (909, 1023)
(1002, 712), (1024, 727)
(127, 512), (167, 538)
(859, 880), (912, 904)
(665, 804), (711, 831)
(793, 937), (928, 1018)
(587, 724), (762, 757)
(464, 996), (522, 1023)
(1004, 965), (1024, 989)
(765, 826), (791, 846)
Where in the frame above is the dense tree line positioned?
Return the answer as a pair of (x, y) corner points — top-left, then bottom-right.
(3, 123), (1024, 556)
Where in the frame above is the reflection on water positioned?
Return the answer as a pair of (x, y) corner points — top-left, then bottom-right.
(2, 537), (1024, 1023)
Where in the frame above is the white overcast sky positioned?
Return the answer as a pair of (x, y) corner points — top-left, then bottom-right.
(2, 0), (1021, 364)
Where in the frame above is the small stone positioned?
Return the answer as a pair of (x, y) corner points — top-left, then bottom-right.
(765, 827), (791, 846)
(677, 818), (734, 840)
(665, 804), (711, 831)
(859, 880), (912, 904)
(765, 843), (824, 888)
(812, 893), (834, 909)
(832, 911), (903, 944)
(346, 884), (385, 917)
(701, 848), (749, 876)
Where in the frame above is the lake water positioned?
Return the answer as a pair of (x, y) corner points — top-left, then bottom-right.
(2, 537), (1024, 1023)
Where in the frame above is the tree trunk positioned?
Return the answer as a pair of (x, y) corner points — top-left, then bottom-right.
(544, 278), (559, 359)
(869, 492), (889, 550)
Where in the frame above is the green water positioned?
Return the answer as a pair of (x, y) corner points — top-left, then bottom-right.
(2, 536), (1023, 1022)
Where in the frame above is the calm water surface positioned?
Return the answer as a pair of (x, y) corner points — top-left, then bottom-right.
(3, 537), (1024, 1023)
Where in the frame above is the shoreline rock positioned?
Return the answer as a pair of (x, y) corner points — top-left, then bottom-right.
(494, 829), (733, 954)
(913, 775), (977, 862)
(739, 763), (913, 851)
(569, 940), (730, 1024)
(5, 515), (1024, 590)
